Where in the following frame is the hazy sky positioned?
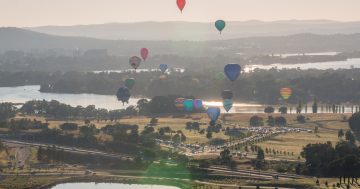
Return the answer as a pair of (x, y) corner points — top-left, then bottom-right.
(1, 0), (360, 27)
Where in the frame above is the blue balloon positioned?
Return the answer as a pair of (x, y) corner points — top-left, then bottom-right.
(224, 64), (241, 82)
(207, 107), (221, 122)
(159, 64), (168, 73)
(116, 86), (131, 105)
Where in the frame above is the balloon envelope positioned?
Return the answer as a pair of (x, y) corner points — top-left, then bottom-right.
(177, 0), (186, 12)
(223, 99), (233, 112)
(224, 64), (241, 82)
(215, 20), (226, 33)
(116, 87), (131, 104)
(193, 99), (203, 110)
(207, 107), (221, 122)
(124, 78), (135, 89)
(222, 90), (233, 100)
(175, 98), (185, 110)
(215, 72), (225, 81)
(140, 48), (149, 61)
(183, 99), (194, 111)
(280, 88), (292, 100)
(159, 64), (168, 73)
(129, 56), (142, 69)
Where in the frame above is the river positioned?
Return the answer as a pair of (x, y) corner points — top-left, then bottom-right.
(51, 183), (179, 189)
(244, 58), (360, 72)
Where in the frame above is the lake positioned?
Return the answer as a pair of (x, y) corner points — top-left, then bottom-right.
(244, 58), (360, 72)
(51, 183), (179, 189)
(0, 85), (263, 113)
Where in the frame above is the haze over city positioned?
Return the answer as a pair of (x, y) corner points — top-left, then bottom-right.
(1, 0), (360, 26)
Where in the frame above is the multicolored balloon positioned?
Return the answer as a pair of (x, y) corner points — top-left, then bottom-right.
(183, 99), (194, 111)
(207, 107), (221, 122)
(116, 87), (131, 105)
(280, 87), (293, 100)
(215, 20), (226, 34)
(193, 99), (203, 110)
(175, 98), (185, 110)
(177, 0), (186, 13)
(129, 56), (142, 70)
(222, 90), (233, 100)
(224, 64), (241, 82)
(124, 78), (135, 89)
(140, 48), (149, 61)
(159, 64), (168, 73)
(223, 99), (233, 112)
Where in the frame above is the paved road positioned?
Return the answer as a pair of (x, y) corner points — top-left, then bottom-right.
(2, 139), (133, 160)
(204, 166), (311, 180)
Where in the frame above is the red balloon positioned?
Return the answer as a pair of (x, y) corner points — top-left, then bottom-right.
(140, 48), (149, 61)
(177, 0), (186, 13)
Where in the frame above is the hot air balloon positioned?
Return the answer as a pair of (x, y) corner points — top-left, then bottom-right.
(140, 48), (149, 61)
(215, 72), (225, 81)
(280, 88), (293, 100)
(223, 99), (233, 112)
(224, 64), (241, 82)
(193, 99), (203, 110)
(207, 107), (221, 122)
(124, 78), (135, 89)
(129, 56), (142, 70)
(215, 20), (226, 34)
(183, 99), (194, 111)
(159, 64), (168, 73)
(177, 0), (186, 13)
(222, 90), (233, 100)
(175, 98), (185, 110)
(116, 87), (131, 105)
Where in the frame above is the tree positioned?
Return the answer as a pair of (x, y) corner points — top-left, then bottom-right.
(297, 115), (306, 123)
(149, 118), (158, 126)
(314, 126), (319, 134)
(345, 131), (355, 144)
(219, 149), (232, 166)
(278, 107), (288, 114)
(257, 148), (265, 161)
(297, 100), (302, 114)
(338, 129), (344, 139)
(185, 122), (193, 131)
(267, 116), (275, 126)
(0, 103), (16, 122)
(206, 131), (213, 139)
(312, 97), (318, 113)
(59, 123), (78, 131)
(274, 116), (287, 127)
(250, 115), (264, 127)
(264, 106), (275, 114)
(0, 140), (5, 152)
(137, 99), (149, 115)
(348, 112), (360, 139)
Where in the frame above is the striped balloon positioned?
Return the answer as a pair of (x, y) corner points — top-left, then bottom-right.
(175, 98), (185, 110)
(280, 88), (293, 100)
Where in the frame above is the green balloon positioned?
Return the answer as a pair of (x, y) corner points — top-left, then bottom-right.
(215, 72), (225, 81)
(215, 20), (226, 33)
(124, 78), (135, 89)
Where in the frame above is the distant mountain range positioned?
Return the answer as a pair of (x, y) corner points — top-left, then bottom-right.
(27, 20), (360, 41)
(1, 27), (360, 56)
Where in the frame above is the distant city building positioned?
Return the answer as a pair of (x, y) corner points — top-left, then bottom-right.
(83, 49), (108, 58)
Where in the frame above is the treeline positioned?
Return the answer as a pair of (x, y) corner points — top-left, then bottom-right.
(300, 141), (360, 187)
(2, 69), (360, 104)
